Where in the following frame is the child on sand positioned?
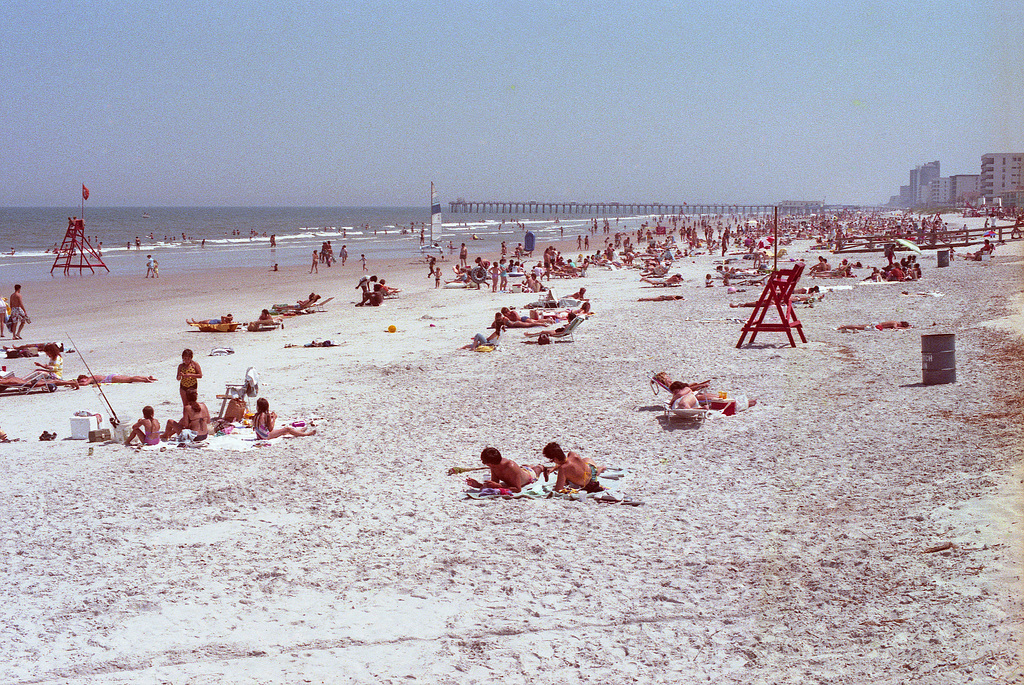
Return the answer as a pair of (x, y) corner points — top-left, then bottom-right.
(252, 398), (316, 439)
(125, 406), (161, 446)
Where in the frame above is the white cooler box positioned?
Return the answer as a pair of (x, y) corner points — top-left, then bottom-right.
(70, 416), (100, 440)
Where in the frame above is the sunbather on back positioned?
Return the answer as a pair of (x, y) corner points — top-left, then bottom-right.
(465, 446), (540, 493)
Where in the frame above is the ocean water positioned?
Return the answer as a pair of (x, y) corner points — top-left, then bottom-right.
(0, 206), (618, 284)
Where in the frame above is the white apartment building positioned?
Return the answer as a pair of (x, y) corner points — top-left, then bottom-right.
(981, 153), (1023, 201)
(928, 177), (952, 205)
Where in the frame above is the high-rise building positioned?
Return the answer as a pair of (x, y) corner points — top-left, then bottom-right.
(980, 153), (1023, 201)
(949, 174), (980, 203)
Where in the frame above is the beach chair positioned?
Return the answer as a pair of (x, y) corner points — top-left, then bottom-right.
(0, 370), (58, 395)
(306, 296), (334, 312)
(216, 367), (260, 419)
(549, 316), (583, 343)
(663, 403), (717, 424)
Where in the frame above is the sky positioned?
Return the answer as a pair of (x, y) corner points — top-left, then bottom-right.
(1, 0), (1021, 207)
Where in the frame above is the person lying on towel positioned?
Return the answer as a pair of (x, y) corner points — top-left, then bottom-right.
(464, 446), (542, 494)
(541, 441), (606, 493)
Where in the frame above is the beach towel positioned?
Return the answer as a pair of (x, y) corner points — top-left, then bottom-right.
(464, 468), (641, 505)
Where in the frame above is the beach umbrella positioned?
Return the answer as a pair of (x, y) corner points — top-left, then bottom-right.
(896, 238), (922, 254)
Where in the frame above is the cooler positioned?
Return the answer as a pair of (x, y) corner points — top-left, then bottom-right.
(70, 415), (99, 440)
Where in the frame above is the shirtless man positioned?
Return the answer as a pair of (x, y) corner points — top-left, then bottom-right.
(8, 284), (27, 340)
(163, 389), (210, 442)
(542, 442), (605, 492)
(125, 406), (161, 446)
(464, 446), (541, 493)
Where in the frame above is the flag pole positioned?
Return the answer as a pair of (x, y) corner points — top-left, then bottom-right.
(773, 205), (779, 272)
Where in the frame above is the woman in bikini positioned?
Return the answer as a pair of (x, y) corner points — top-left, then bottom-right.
(125, 406), (161, 446)
(176, 348), (202, 407)
(252, 398), (316, 439)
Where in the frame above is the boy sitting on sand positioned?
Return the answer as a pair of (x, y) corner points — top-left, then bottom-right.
(464, 446), (541, 493)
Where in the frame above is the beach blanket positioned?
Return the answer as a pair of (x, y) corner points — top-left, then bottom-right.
(134, 428), (283, 451)
(464, 468), (642, 505)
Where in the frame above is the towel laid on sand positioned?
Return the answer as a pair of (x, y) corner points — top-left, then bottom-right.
(464, 468), (642, 505)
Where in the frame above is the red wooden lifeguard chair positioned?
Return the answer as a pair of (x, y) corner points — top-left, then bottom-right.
(735, 262), (807, 348)
(51, 185), (108, 275)
(50, 216), (109, 275)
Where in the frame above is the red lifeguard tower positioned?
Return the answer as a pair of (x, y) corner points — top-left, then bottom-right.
(735, 262), (807, 348)
(50, 185), (108, 275)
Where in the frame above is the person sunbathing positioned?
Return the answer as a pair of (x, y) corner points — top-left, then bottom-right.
(461, 313), (504, 350)
(966, 239), (995, 261)
(837, 321), (911, 331)
(464, 446), (542, 493)
(541, 441), (605, 492)
(125, 405), (161, 446)
(807, 256), (830, 274)
(252, 397), (316, 439)
(296, 293), (321, 309)
(163, 389), (210, 442)
(566, 287), (588, 301)
(78, 374), (158, 385)
(33, 343), (79, 389)
(641, 273), (684, 286)
(638, 294), (685, 302)
(499, 307), (551, 327)
(668, 381), (699, 409)
(523, 313), (577, 337)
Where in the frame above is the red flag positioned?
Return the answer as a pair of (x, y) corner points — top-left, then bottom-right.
(82, 184), (90, 200)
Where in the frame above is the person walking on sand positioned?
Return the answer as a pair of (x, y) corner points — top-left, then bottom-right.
(340, 244), (348, 265)
(459, 242), (468, 268)
(361, 254), (367, 272)
(8, 284), (29, 340)
(145, 255), (155, 278)
(310, 250), (319, 274)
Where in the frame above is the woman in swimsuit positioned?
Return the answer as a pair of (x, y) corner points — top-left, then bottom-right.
(542, 441), (605, 492)
(34, 343), (80, 389)
(176, 348), (202, 407)
(78, 374), (158, 386)
(125, 405), (161, 446)
(252, 398), (316, 440)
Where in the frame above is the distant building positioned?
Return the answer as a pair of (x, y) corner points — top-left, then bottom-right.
(981, 153), (1023, 201)
(928, 177), (952, 206)
(949, 174), (980, 203)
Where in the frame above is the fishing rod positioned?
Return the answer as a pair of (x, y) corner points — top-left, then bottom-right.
(66, 333), (120, 427)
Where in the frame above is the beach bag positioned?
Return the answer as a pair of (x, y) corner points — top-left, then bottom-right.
(537, 333), (551, 345)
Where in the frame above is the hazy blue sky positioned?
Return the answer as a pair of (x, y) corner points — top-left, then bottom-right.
(2, 1), (1021, 207)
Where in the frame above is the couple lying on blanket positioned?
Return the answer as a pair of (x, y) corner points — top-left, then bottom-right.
(459, 443), (606, 494)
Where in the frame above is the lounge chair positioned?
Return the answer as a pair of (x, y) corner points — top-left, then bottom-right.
(0, 370), (59, 395)
(549, 316), (583, 342)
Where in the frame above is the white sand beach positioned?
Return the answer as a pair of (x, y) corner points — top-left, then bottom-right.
(1, 217), (1022, 683)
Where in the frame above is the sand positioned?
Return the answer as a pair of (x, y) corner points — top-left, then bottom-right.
(1, 217), (1022, 683)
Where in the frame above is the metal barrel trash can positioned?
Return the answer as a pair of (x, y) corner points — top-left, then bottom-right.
(524, 231), (536, 253)
(936, 249), (949, 267)
(922, 333), (955, 384)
